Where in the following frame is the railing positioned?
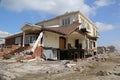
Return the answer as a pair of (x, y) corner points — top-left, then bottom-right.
(31, 32), (43, 52)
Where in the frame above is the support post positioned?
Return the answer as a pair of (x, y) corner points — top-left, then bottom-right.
(22, 31), (25, 47)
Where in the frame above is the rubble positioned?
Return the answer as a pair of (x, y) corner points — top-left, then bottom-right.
(96, 70), (112, 76)
(0, 52), (119, 80)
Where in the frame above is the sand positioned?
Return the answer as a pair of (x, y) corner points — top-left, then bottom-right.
(0, 52), (120, 80)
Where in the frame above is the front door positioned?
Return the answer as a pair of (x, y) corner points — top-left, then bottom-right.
(59, 37), (66, 49)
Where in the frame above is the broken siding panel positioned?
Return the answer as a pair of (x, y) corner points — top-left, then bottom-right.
(43, 50), (53, 59)
(43, 49), (57, 60)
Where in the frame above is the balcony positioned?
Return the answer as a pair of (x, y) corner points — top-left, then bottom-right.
(80, 27), (91, 33)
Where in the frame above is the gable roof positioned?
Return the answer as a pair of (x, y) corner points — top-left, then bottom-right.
(43, 21), (80, 35)
(35, 11), (79, 25)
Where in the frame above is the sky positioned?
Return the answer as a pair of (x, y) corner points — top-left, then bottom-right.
(0, 0), (120, 48)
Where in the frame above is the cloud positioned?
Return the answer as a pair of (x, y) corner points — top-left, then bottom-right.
(94, 0), (116, 7)
(0, 30), (11, 38)
(0, 0), (96, 17)
(95, 22), (114, 32)
(0, 30), (11, 35)
(1, 0), (116, 17)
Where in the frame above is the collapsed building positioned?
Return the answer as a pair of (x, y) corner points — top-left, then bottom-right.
(1, 11), (99, 60)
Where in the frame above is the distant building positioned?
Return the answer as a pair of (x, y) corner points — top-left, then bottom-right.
(0, 32), (11, 49)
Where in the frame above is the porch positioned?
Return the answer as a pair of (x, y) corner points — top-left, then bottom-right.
(20, 22), (97, 60)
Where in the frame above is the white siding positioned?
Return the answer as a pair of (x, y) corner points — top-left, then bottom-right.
(43, 31), (59, 48)
(0, 38), (5, 44)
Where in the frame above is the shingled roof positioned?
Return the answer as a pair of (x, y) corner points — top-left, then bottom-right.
(43, 21), (81, 35)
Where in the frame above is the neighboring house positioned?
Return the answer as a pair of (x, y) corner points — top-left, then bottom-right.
(0, 33), (11, 49)
(5, 11), (99, 60)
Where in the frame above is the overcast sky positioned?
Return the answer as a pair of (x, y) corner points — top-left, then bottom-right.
(0, 0), (120, 47)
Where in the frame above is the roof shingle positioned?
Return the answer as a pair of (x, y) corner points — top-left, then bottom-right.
(43, 21), (80, 35)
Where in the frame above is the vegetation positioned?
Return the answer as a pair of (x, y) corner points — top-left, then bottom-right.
(107, 45), (116, 52)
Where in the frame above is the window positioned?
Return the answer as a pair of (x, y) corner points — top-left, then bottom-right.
(86, 23), (90, 30)
(25, 35), (37, 44)
(62, 18), (70, 26)
(15, 37), (21, 44)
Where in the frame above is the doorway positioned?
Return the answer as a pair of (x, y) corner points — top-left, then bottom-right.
(75, 39), (79, 49)
(59, 37), (66, 49)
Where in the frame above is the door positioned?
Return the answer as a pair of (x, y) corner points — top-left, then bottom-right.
(75, 39), (79, 48)
(59, 37), (66, 49)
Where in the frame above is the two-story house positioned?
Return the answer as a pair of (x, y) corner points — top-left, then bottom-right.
(5, 11), (99, 60)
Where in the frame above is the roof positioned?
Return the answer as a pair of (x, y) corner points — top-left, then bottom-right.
(35, 11), (79, 25)
(5, 21), (80, 39)
(5, 32), (23, 39)
(43, 21), (80, 35)
(35, 11), (97, 29)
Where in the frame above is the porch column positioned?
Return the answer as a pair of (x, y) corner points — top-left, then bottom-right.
(94, 41), (97, 55)
(22, 31), (25, 47)
(87, 39), (89, 50)
(82, 33), (87, 58)
(66, 36), (68, 49)
(42, 31), (45, 47)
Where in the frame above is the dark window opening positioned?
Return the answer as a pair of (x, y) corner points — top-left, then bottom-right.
(75, 39), (79, 49)
(93, 42), (96, 47)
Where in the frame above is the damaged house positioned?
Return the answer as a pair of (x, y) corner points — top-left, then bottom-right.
(4, 11), (99, 60)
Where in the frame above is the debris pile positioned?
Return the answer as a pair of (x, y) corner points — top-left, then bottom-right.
(0, 52), (119, 80)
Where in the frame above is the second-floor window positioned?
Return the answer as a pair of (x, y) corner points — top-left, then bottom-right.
(62, 18), (70, 26)
(86, 23), (90, 30)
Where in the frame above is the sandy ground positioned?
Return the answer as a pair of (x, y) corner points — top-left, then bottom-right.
(0, 52), (120, 80)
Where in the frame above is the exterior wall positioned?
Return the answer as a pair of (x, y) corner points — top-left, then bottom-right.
(0, 38), (5, 44)
(5, 37), (15, 45)
(78, 14), (97, 37)
(42, 19), (59, 28)
(5, 33), (39, 46)
(36, 11), (98, 38)
(68, 38), (75, 47)
(68, 38), (83, 47)
(36, 12), (79, 28)
(43, 31), (59, 48)
(59, 13), (79, 26)
(5, 34), (23, 46)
